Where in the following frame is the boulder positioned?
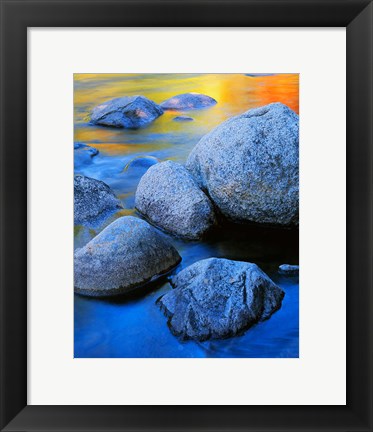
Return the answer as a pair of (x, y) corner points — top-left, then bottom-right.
(279, 264), (299, 275)
(74, 174), (122, 225)
(186, 103), (299, 226)
(74, 216), (181, 297)
(90, 96), (163, 129)
(135, 161), (216, 240)
(160, 93), (217, 110)
(74, 142), (99, 168)
(173, 116), (194, 122)
(158, 258), (284, 341)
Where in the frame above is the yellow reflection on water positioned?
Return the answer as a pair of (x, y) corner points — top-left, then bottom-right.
(74, 73), (299, 157)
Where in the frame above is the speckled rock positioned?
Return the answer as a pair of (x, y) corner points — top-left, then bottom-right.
(160, 93), (217, 110)
(173, 116), (194, 122)
(279, 264), (299, 275)
(74, 216), (181, 297)
(74, 142), (99, 168)
(158, 258), (284, 341)
(74, 174), (122, 225)
(135, 161), (216, 240)
(186, 103), (299, 226)
(90, 96), (163, 128)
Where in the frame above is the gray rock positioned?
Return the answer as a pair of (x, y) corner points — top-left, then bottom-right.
(279, 264), (299, 275)
(74, 216), (181, 297)
(135, 161), (216, 240)
(186, 103), (299, 226)
(158, 258), (284, 341)
(160, 93), (217, 110)
(90, 96), (163, 129)
(173, 116), (194, 122)
(74, 142), (99, 168)
(74, 174), (122, 225)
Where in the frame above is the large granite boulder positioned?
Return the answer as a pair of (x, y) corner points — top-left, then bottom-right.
(158, 258), (284, 341)
(160, 93), (217, 110)
(186, 103), (299, 226)
(74, 216), (181, 297)
(135, 161), (216, 240)
(90, 96), (163, 129)
(74, 174), (122, 225)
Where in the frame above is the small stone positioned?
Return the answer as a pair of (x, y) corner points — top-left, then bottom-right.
(160, 93), (217, 110)
(278, 264), (299, 275)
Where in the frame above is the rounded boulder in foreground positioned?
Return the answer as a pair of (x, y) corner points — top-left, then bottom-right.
(158, 258), (284, 341)
(160, 93), (217, 110)
(186, 102), (299, 226)
(74, 216), (181, 297)
(90, 95), (163, 129)
(74, 174), (122, 225)
(135, 161), (216, 240)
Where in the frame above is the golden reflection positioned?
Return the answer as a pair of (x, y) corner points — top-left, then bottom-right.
(74, 73), (299, 156)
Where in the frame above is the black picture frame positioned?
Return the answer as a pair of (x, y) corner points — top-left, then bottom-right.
(1, 0), (372, 431)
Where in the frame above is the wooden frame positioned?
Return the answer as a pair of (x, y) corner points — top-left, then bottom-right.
(1, 0), (372, 430)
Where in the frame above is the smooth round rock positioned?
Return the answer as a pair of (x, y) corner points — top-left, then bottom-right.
(186, 102), (299, 226)
(90, 95), (163, 129)
(158, 258), (284, 341)
(135, 161), (216, 240)
(74, 216), (181, 297)
(74, 174), (122, 225)
(123, 156), (159, 173)
(160, 93), (217, 110)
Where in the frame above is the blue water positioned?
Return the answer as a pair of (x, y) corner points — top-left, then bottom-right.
(74, 74), (299, 358)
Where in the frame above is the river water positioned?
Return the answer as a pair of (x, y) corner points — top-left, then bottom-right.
(74, 73), (299, 358)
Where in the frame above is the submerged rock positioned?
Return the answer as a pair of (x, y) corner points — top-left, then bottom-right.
(135, 161), (216, 240)
(90, 96), (163, 129)
(245, 73), (277, 77)
(160, 93), (217, 110)
(74, 216), (181, 297)
(123, 156), (159, 173)
(74, 174), (122, 225)
(158, 258), (284, 341)
(74, 142), (99, 168)
(173, 116), (194, 122)
(279, 264), (299, 275)
(186, 103), (299, 226)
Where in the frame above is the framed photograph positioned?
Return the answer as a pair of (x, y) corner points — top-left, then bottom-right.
(1, 0), (372, 431)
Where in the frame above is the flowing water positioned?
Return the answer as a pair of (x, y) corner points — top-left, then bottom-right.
(74, 73), (299, 358)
